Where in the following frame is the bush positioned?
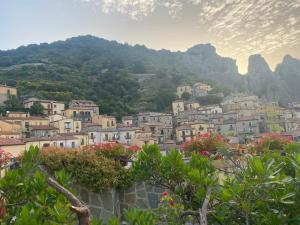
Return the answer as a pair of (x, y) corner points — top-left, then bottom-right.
(253, 133), (292, 153)
(182, 133), (227, 157)
(41, 148), (132, 191)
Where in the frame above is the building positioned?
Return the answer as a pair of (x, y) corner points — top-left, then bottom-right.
(2, 115), (49, 138)
(23, 98), (65, 115)
(219, 118), (237, 136)
(236, 116), (260, 143)
(0, 138), (25, 157)
(7, 112), (29, 118)
(198, 105), (223, 115)
(122, 116), (136, 126)
(184, 101), (200, 111)
(176, 125), (195, 144)
(63, 108), (94, 122)
(172, 100), (185, 116)
(141, 123), (173, 144)
(132, 130), (155, 147)
(30, 125), (59, 138)
(69, 100), (99, 116)
(0, 85), (17, 106)
(182, 121), (212, 136)
(193, 82), (212, 97)
(221, 93), (260, 113)
(87, 126), (137, 145)
(50, 117), (82, 134)
(24, 135), (81, 149)
(176, 85), (192, 98)
(137, 112), (173, 127)
(92, 115), (117, 129)
(0, 120), (22, 136)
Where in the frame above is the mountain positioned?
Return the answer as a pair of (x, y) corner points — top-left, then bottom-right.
(0, 35), (299, 116)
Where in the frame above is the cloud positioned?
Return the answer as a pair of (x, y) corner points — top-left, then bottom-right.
(79, 0), (300, 63)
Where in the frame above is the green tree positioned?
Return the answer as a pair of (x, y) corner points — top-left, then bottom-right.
(29, 102), (45, 116)
(4, 95), (23, 112)
(181, 92), (192, 100)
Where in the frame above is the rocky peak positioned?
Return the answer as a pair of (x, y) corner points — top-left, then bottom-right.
(248, 54), (272, 76)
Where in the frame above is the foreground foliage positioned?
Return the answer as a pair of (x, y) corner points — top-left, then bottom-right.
(41, 147), (132, 191)
(2, 140), (300, 224)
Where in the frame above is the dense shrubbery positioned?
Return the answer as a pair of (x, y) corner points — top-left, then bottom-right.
(131, 143), (300, 224)
(2, 140), (300, 224)
(182, 133), (226, 158)
(41, 147), (132, 191)
(252, 133), (292, 153)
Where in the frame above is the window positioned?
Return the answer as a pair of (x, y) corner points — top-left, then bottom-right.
(60, 142), (64, 147)
(90, 133), (94, 139)
(43, 143), (50, 148)
(229, 125), (233, 130)
(72, 142), (75, 148)
(54, 104), (57, 108)
(73, 111), (77, 117)
(107, 121), (110, 127)
(111, 121), (114, 126)
(54, 111), (57, 114)
(105, 134), (108, 141)
(7, 89), (10, 95)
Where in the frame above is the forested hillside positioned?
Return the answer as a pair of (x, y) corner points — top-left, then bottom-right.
(0, 35), (299, 117)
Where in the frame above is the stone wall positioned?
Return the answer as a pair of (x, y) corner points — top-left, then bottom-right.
(75, 182), (166, 223)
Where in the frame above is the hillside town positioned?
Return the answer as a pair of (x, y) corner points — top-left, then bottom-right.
(1, 82), (300, 158)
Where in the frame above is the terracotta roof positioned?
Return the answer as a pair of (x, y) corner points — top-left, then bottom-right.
(1, 116), (49, 121)
(237, 116), (258, 121)
(24, 135), (78, 142)
(0, 138), (24, 146)
(30, 125), (58, 131)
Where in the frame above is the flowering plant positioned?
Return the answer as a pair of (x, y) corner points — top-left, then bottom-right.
(254, 133), (292, 152)
(85, 143), (140, 163)
(157, 191), (184, 224)
(182, 133), (226, 158)
(0, 149), (12, 166)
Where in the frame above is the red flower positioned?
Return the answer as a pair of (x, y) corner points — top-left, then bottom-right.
(169, 198), (175, 207)
(162, 191), (168, 196)
(200, 149), (208, 156)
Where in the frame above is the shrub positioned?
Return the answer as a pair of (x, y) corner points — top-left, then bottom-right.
(182, 133), (227, 157)
(253, 133), (292, 153)
(41, 148), (132, 191)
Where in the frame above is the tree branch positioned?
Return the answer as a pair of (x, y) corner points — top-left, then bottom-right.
(39, 166), (91, 225)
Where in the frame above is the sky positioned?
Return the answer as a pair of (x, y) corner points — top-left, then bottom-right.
(0, 0), (300, 73)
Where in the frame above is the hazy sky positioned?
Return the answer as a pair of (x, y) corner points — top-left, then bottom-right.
(1, 0), (300, 73)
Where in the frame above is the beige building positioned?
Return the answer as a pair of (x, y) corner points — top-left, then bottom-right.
(176, 85), (192, 98)
(132, 130), (155, 147)
(24, 135), (81, 150)
(50, 117), (82, 134)
(183, 121), (212, 136)
(0, 138), (25, 157)
(24, 98), (65, 115)
(176, 125), (196, 144)
(0, 85), (17, 106)
(92, 115), (116, 129)
(2, 116), (49, 138)
(0, 119), (22, 134)
(69, 100), (99, 117)
(63, 108), (94, 122)
(7, 112), (29, 118)
(172, 100), (185, 116)
(184, 101), (200, 111)
(193, 82), (212, 97)
(122, 116), (135, 126)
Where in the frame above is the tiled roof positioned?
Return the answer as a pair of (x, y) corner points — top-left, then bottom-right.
(1, 116), (49, 121)
(0, 138), (24, 146)
(24, 135), (78, 142)
(30, 125), (58, 131)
